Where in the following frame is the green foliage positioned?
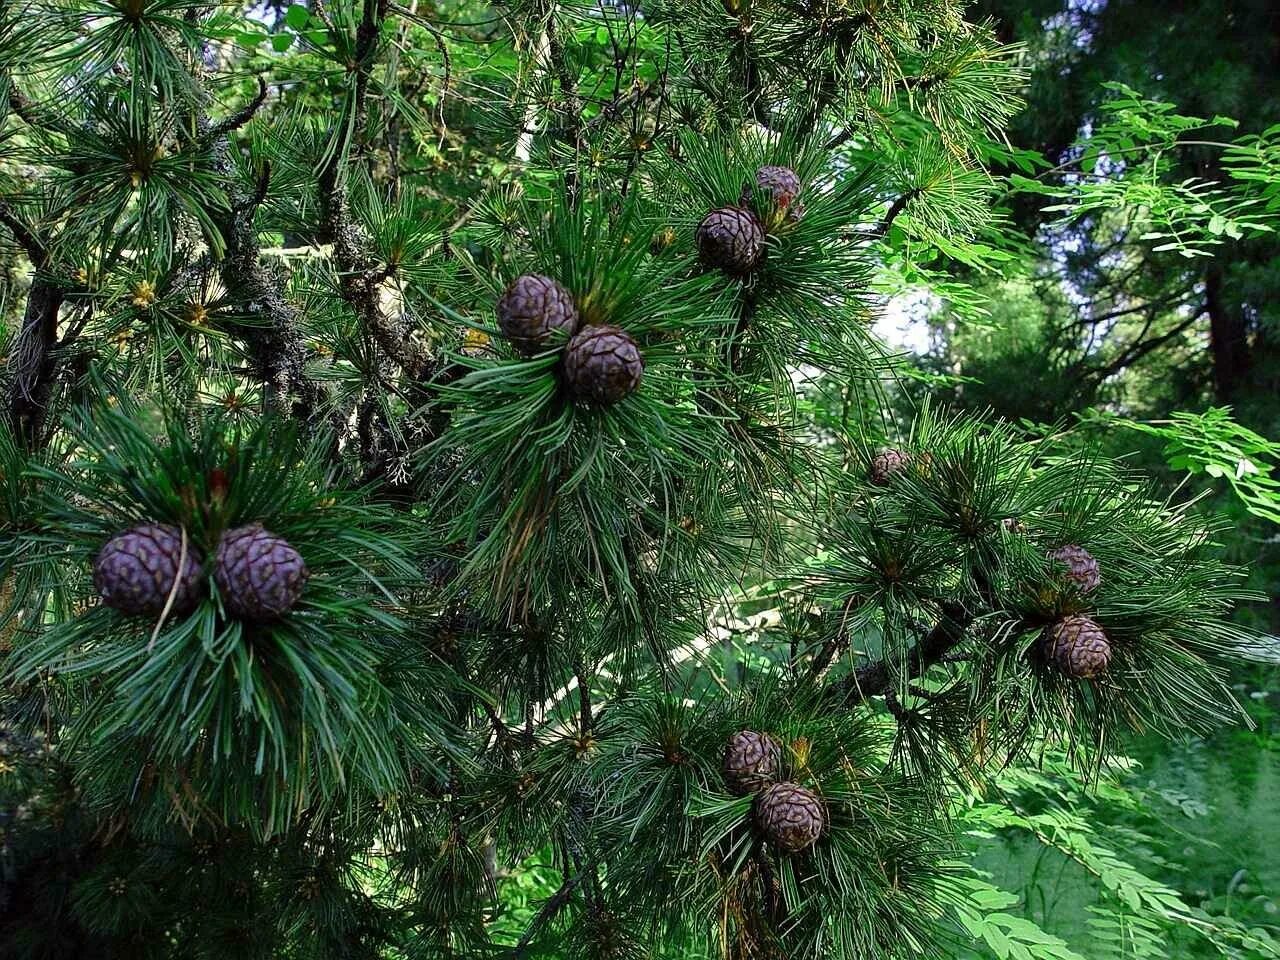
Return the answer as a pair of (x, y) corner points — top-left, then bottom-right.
(8, 404), (457, 835)
(1084, 407), (1280, 526)
(952, 754), (1280, 960)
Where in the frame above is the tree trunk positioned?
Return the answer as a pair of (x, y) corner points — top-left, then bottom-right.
(1205, 262), (1250, 401)
(4, 277), (63, 449)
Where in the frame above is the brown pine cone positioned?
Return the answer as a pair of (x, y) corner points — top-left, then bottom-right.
(1048, 544), (1100, 592)
(869, 448), (911, 486)
(496, 274), (580, 355)
(562, 325), (644, 406)
(696, 206), (765, 275)
(1044, 615), (1112, 678)
(755, 782), (825, 853)
(213, 524), (308, 622)
(755, 165), (805, 225)
(723, 730), (781, 795)
(93, 523), (205, 616)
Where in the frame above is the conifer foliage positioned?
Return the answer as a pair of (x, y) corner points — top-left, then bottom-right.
(0, 0), (1262, 957)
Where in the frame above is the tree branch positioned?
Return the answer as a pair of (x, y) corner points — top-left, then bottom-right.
(878, 188), (922, 237)
(198, 75), (269, 147)
(512, 872), (581, 959)
(4, 278), (64, 449)
(827, 600), (973, 703)
(0, 202), (47, 266)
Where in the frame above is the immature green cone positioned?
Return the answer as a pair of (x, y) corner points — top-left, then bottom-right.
(1048, 544), (1100, 592)
(1045, 615), (1112, 679)
(755, 782), (825, 853)
(696, 206), (765, 275)
(214, 524), (308, 622)
(869, 448), (911, 486)
(496, 274), (580, 355)
(755, 164), (805, 225)
(93, 523), (204, 616)
(562, 325), (644, 406)
(723, 730), (781, 795)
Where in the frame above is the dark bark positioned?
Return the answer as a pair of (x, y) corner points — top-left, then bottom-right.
(215, 182), (320, 416)
(4, 278), (63, 449)
(1205, 261), (1250, 401)
(827, 600), (974, 703)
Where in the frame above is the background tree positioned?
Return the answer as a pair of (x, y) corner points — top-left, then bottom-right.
(0, 2), (1273, 959)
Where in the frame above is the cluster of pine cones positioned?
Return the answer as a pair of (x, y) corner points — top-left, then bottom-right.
(866, 447), (1114, 681)
(94, 521), (307, 623)
(496, 275), (643, 406)
(723, 730), (825, 854)
(696, 164), (805, 276)
(1042, 544), (1110, 678)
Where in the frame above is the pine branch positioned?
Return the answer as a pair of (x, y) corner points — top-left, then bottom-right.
(5, 86), (56, 133)
(828, 600), (973, 703)
(878, 188), (922, 236)
(0, 198), (63, 450)
(315, 1), (432, 382)
(0, 202), (47, 266)
(573, 657), (593, 737)
(809, 595), (864, 679)
(545, 16), (583, 151)
(4, 278), (64, 450)
(209, 144), (322, 415)
(198, 75), (269, 147)
(512, 872), (582, 959)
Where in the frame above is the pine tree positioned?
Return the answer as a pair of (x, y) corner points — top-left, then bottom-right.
(0, 0), (1262, 958)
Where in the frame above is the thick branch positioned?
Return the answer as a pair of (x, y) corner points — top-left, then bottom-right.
(828, 601), (973, 703)
(513, 873), (581, 959)
(198, 75), (269, 147)
(0, 202), (47, 265)
(878, 188), (922, 237)
(4, 279), (64, 449)
(208, 138), (321, 415)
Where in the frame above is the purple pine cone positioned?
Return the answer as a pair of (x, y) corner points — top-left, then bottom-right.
(1045, 615), (1112, 679)
(869, 449), (911, 486)
(696, 206), (765, 275)
(1048, 544), (1100, 592)
(562, 325), (644, 406)
(723, 730), (782, 795)
(94, 523), (204, 617)
(755, 164), (805, 224)
(214, 524), (308, 622)
(496, 274), (580, 355)
(755, 782), (825, 853)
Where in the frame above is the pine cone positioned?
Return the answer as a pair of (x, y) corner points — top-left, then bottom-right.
(755, 165), (805, 224)
(94, 523), (204, 616)
(696, 206), (765, 275)
(213, 524), (308, 622)
(723, 730), (781, 795)
(1044, 615), (1112, 678)
(562, 325), (644, 406)
(755, 782), (824, 853)
(1048, 544), (1100, 592)
(496, 274), (580, 355)
(869, 448), (911, 486)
